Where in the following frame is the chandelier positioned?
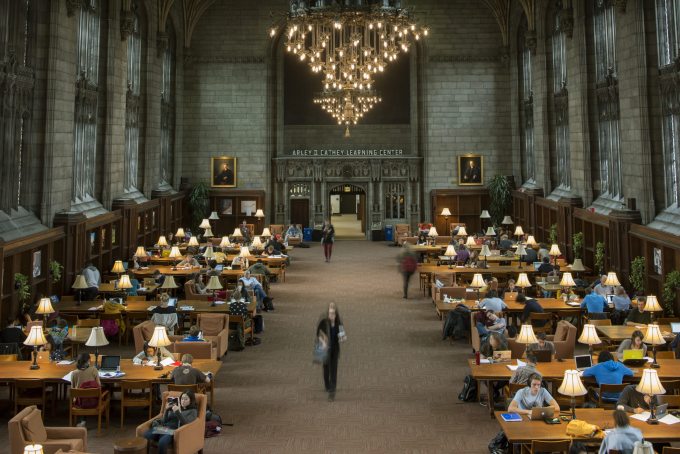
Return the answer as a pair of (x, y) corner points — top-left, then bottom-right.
(314, 89), (382, 129)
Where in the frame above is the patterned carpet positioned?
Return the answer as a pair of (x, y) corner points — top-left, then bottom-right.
(1, 241), (498, 453)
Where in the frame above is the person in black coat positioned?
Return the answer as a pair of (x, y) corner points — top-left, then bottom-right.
(316, 302), (346, 401)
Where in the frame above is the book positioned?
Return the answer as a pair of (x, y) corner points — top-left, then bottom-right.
(152, 426), (176, 436)
(501, 413), (522, 422)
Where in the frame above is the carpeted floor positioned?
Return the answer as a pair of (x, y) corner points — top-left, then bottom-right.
(0, 241), (499, 453)
(331, 214), (365, 239)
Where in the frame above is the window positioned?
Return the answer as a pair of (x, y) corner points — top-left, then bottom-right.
(519, 24), (535, 184)
(125, 7), (141, 192)
(656, 0), (680, 207)
(73, 0), (100, 202)
(552, 4), (571, 189)
(160, 25), (175, 185)
(384, 183), (405, 219)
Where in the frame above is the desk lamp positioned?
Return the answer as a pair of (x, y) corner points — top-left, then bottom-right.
(578, 324), (601, 358)
(148, 326), (172, 370)
(117, 274), (133, 303)
(252, 236), (263, 250)
(428, 226), (439, 246)
(516, 243), (527, 269)
(24, 325), (47, 370)
(480, 210), (491, 231)
(72, 274), (89, 306)
(174, 228), (185, 244)
(157, 235), (168, 252)
(85, 326), (109, 369)
(501, 215), (513, 227)
(514, 226), (524, 243)
(516, 273), (532, 295)
(643, 295), (663, 324)
(479, 244), (491, 269)
(203, 246), (215, 267)
(261, 227), (272, 239)
(444, 245), (456, 269)
(35, 298), (55, 326)
(111, 260), (125, 282)
(549, 244), (561, 267)
(188, 236), (199, 248)
(571, 258), (586, 274)
(206, 275), (223, 307)
(558, 370), (588, 420)
(516, 324), (538, 357)
(636, 369), (666, 424)
(469, 273), (485, 301)
(199, 218), (211, 230)
(160, 275), (178, 297)
(643, 323), (666, 368)
(485, 226), (496, 237)
(209, 211), (219, 221)
(232, 228), (244, 244)
(24, 444), (44, 454)
(440, 208), (452, 235)
(525, 235), (537, 248)
(240, 246), (252, 268)
(134, 246), (147, 260)
(456, 226), (468, 237)
(203, 227), (214, 238)
(466, 235), (476, 248)
(559, 272), (576, 300)
(255, 209), (265, 231)
(220, 236), (231, 248)
(168, 246), (182, 269)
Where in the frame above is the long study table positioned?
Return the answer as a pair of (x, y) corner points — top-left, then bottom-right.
(596, 324), (674, 342)
(57, 299), (257, 318)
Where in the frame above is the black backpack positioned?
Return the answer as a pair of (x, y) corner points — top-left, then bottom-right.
(458, 374), (478, 402)
(488, 430), (508, 454)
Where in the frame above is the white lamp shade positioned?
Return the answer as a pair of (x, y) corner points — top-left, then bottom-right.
(160, 275), (178, 289)
(558, 370), (588, 397)
(470, 273), (485, 288)
(148, 326), (172, 348)
(72, 274), (89, 289)
(118, 274), (133, 289)
(444, 245), (456, 257)
(516, 244), (527, 256)
(188, 236), (199, 246)
(603, 272), (621, 287)
(261, 228), (272, 237)
(252, 237), (263, 247)
(466, 236), (476, 246)
(35, 298), (55, 315)
(85, 326), (109, 347)
(175, 227), (185, 238)
(111, 260), (125, 274)
(457, 226), (468, 237)
(516, 324), (538, 344)
(560, 272), (576, 287)
(203, 227), (214, 238)
(203, 246), (215, 259)
(578, 324), (602, 345)
(168, 246), (182, 258)
(644, 295), (663, 313)
(514, 226), (525, 236)
(485, 227), (496, 236)
(209, 211), (220, 220)
(199, 219), (211, 229)
(23, 444), (44, 454)
(24, 326), (47, 347)
(549, 244), (562, 256)
(502, 216), (513, 225)
(205, 275), (223, 291)
(239, 246), (252, 258)
(643, 324), (666, 345)
(526, 235), (537, 247)
(480, 210), (491, 219)
(232, 228), (243, 238)
(157, 236), (168, 247)
(440, 208), (452, 217)
(571, 258), (586, 272)
(516, 273), (532, 288)
(219, 236), (231, 248)
(134, 246), (147, 257)
(428, 227), (439, 237)
(255, 209), (265, 218)
(480, 245), (491, 257)
(636, 369), (666, 396)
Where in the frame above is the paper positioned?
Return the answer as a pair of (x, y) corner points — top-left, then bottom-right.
(644, 357), (654, 363)
(147, 306), (157, 311)
(631, 412), (651, 421)
(57, 360), (75, 365)
(658, 414), (680, 425)
(98, 371), (125, 378)
(507, 365), (519, 371)
(213, 300), (226, 305)
(88, 306), (102, 311)
(179, 306), (195, 311)
(62, 371), (73, 383)
(137, 287), (147, 291)
(160, 357), (175, 366)
(507, 360), (526, 371)
(479, 359), (491, 364)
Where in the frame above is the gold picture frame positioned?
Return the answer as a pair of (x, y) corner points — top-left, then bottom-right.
(458, 154), (483, 186)
(211, 156), (237, 188)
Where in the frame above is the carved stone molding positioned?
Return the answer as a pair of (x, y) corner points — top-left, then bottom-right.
(659, 60), (680, 116)
(612, 0), (627, 13)
(184, 55), (266, 64)
(120, 10), (136, 41)
(554, 89), (569, 126)
(274, 156), (422, 182)
(66, 0), (82, 17)
(157, 32), (168, 58)
(558, 7), (574, 39)
(595, 69), (620, 121)
(428, 54), (500, 63)
(524, 30), (537, 54)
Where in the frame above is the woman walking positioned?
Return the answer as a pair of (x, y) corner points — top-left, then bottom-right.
(321, 219), (335, 262)
(316, 303), (346, 401)
(398, 244), (418, 299)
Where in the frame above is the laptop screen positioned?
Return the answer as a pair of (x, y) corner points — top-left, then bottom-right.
(672, 322), (680, 334)
(168, 297), (178, 307)
(533, 262), (542, 271)
(100, 355), (120, 370)
(606, 294), (615, 305)
(214, 264), (224, 272)
(574, 355), (592, 370)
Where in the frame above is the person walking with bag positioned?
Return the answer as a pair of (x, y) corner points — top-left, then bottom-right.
(321, 219), (335, 262)
(316, 302), (346, 401)
(398, 244), (418, 299)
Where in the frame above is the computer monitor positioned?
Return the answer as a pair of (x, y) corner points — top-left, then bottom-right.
(574, 355), (592, 371)
(100, 355), (120, 372)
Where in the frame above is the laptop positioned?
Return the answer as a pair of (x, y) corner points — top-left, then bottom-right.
(656, 403), (669, 418)
(606, 294), (615, 306)
(671, 322), (680, 334)
(214, 264), (224, 272)
(492, 350), (512, 362)
(505, 292), (518, 301)
(546, 275), (560, 284)
(622, 349), (647, 367)
(529, 407), (555, 420)
(533, 262), (542, 272)
(99, 355), (120, 372)
(574, 354), (592, 371)
(168, 297), (178, 307)
(533, 349), (553, 363)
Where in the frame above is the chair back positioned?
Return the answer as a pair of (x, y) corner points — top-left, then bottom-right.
(269, 224), (284, 236)
(173, 341), (213, 359)
(587, 318), (611, 326)
(657, 395), (680, 409)
(15, 379), (44, 394)
(529, 312), (554, 334)
(70, 387), (103, 400)
(151, 313), (179, 332)
(77, 318), (101, 327)
(0, 342), (20, 355)
(597, 383), (628, 408)
(441, 287), (466, 300)
(529, 439), (571, 454)
(197, 313), (228, 336)
(133, 320), (157, 352)
(167, 384), (199, 394)
(661, 380), (680, 394)
(507, 382), (526, 398)
(121, 380), (152, 393)
(26, 321), (43, 331)
(662, 448), (680, 454)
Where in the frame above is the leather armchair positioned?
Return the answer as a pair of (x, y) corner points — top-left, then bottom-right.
(546, 320), (577, 359)
(136, 391), (206, 454)
(133, 320), (183, 353)
(9, 406), (87, 454)
(431, 274), (456, 302)
(171, 341), (216, 360)
(184, 280), (211, 301)
(197, 313), (229, 357)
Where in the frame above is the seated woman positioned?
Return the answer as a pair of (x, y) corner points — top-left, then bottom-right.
(598, 410), (643, 454)
(152, 294), (176, 314)
(476, 311), (507, 343)
(616, 330), (647, 361)
(71, 353), (102, 427)
(479, 332), (508, 360)
(143, 391), (198, 454)
(191, 273), (208, 295)
(284, 224), (302, 243)
(101, 298), (125, 338)
(177, 254), (200, 268)
(133, 341), (174, 365)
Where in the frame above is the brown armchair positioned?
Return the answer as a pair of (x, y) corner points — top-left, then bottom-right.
(171, 341), (216, 360)
(184, 280), (211, 301)
(546, 320), (577, 359)
(136, 391), (206, 454)
(394, 224), (410, 244)
(431, 273), (456, 302)
(9, 406), (87, 454)
(133, 321), (183, 353)
(196, 313), (229, 357)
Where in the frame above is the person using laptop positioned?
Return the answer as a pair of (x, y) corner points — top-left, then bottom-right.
(177, 253), (200, 268)
(583, 351), (634, 402)
(612, 286), (631, 311)
(499, 279), (518, 299)
(616, 330), (647, 361)
(598, 409), (643, 454)
(593, 275), (614, 297)
(580, 288), (608, 319)
(522, 245), (538, 264)
(171, 354), (211, 386)
(537, 257), (554, 274)
(183, 325), (204, 342)
(537, 244), (550, 261)
(510, 351), (539, 385)
(507, 373), (560, 416)
(152, 294), (177, 314)
(528, 332), (555, 357)
(625, 296), (651, 325)
(70, 352), (102, 427)
(617, 384), (659, 414)
(143, 390), (198, 454)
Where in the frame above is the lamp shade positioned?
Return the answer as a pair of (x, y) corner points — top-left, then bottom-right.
(560, 272), (576, 287)
(255, 209), (265, 218)
(232, 228), (243, 238)
(240, 246), (252, 258)
(457, 226), (468, 237)
(479, 244), (491, 257)
(644, 295), (663, 313)
(188, 236), (199, 247)
(203, 227), (214, 238)
(514, 226), (525, 236)
(261, 228), (272, 237)
(571, 258), (586, 272)
(219, 236), (231, 248)
(428, 227), (439, 237)
(85, 326), (109, 347)
(175, 227), (185, 238)
(160, 275), (178, 289)
(203, 246), (214, 259)
(148, 326), (172, 348)
(168, 246), (182, 259)
(134, 246), (147, 257)
(502, 216), (513, 225)
(516, 273), (532, 288)
(558, 370), (588, 397)
(526, 235), (537, 247)
(516, 324), (538, 344)
(440, 208), (452, 217)
(578, 324), (602, 346)
(636, 369), (666, 396)
(252, 237), (264, 248)
(485, 227), (496, 236)
(205, 275), (223, 291)
(157, 236), (168, 247)
(643, 324), (666, 346)
(72, 274), (89, 290)
(603, 272), (621, 287)
(444, 245), (456, 257)
(23, 326), (47, 347)
(466, 236), (476, 247)
(209, 211), (220, 220)
(516, 244), (527, 257)
(549, 244), (562, 257)
(24, 444), (44, 454)
(111, 260), (125, 274)
(480, 210), (491, 219)
(470, 273), (485, 288)
(118, 274), (133, 290)
(35, 298), (55, 315)
(199, 218), (211, 229)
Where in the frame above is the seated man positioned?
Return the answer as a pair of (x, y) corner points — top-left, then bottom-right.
(616, 384), (658, 414)
(0, 316), (26, 344)
(537, 257), (554, 274)
(528, 332), (555, 357)
(177, 254), (200, 268)
(510, 351), (539, 385)
(583, 351), (633, 401)
(152, 294), (177, 314)
(239, 270), (268, 311)
(170, 353), (211, 385)
(517, 294), (545, 325)
(500, 279), (518, 298)
(81, 262), (101, 301)
(479, 290), (507, 313)
(580, 288), (607, 318)
(598, 410), (643, 454)
(455, 245), (470, 264)
(476, 311), (506, 341)
(498, 234), (514, 250)
(284, 224), (302, 243)
(593, 275), (614, 297)
(507, 373), (560, 416)
(183, 325), (203, 342)
(625, 296), (651, 325)
(522, 246), (538, 264)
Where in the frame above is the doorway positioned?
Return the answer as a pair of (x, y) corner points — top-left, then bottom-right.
(290, 199), (309, 228)
(329, 184), (366, 239)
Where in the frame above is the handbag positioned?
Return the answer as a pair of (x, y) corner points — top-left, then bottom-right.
(313, 338), (328, 364)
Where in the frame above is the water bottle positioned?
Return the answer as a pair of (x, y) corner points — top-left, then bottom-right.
(475, 351), (480, 365)
(116, 365), (121, 373)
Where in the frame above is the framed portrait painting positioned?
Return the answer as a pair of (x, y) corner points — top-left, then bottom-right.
(211, 156), (237, 187)
(458, 154), (483, 185)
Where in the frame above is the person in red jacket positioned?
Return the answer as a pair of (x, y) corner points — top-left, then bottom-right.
(398, 244), (418, 299)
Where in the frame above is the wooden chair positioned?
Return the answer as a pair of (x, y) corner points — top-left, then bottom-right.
(120, 380), (153, 427)
(662, 447), (680, 454)
(661, 380), (680, 395)
(521, 439), (571, 454)
(658, 318), (680, 325)
(656, 351), (676, 360)
(229, 315), (254, 344)
(14, 379), (53, 416)
(586, 318), (611, 326)
(594, 383), (628, 409)
(503, 382), (527, 407)
(69, 387), (110, 434)
(529, 312), (554, 335)
(76, 318), (100, 327)
(658, 395), (680, 408)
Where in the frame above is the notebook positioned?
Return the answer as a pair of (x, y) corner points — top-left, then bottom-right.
(501, 413), (522, 422)
(574, 354), (592, 371)
(99, 355), (120, 372)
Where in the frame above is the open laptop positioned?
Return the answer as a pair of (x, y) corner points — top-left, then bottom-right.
(529, 407), (555, 420)
(492, 350), (512, 362)
(606, 294), (615, 306)
(168, 297), (178, 307)
(99, 355), (120, 372)
(574, 354), (593, 371)
(533, 349), (553, 363)
(655, 403), (669, 419)
(533, 262), (542, 272)
(214, 264), (224, 272)
(622, 349), (647, 367)
(671, 322), (680, 334)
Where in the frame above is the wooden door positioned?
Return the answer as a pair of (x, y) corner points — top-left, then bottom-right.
(290, 199), (310, 228)
(340, 194), (356, 214)
(358, 193), (366, 233)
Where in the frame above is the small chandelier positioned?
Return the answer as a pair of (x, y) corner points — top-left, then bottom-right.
(314, 88), (382, 131)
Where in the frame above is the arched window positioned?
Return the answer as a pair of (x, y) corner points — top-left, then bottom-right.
(551, 2), (570, 190)
(160, 22), (175, 186)
(125, 4), (142, 192)
(518, 21), (535, 184)
(73, 0), (101, 203)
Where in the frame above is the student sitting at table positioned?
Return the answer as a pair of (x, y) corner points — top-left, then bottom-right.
(507, 373), (560, 416)
(0, 316), (26, 345)
(479, 332), (508, 360)
(528, 332), (555, 357)
(143, 390), (198, 454)
(153, 269), (166, 286)
(284, 224), (302, 243)
(500, 279), (518, 299)
(455, 244), (470, 264)
(479, 290), (506, 312)
(133, 341), (174, 365)
(625, 296), (651, 326)
(191, 273), (208, 294)
(476, 311), (507, 342)
(152, 294), (176, 314)
(517, 294), (545, 326)
(510, 351), (539, 385)
(231, 254), (249, 270)
(616, 330), (647, 361)
(71, 353), (102, 427)
(616, 384), (658, 414)
(598, 410), (643, 454)
(171, 354), (211, 385)
(183, 325), (203, 342)
(583, 351), (633, 402)
(177, 254), (200, 268)
(537, 257), (554, 274)
(580, 288), (607, 319)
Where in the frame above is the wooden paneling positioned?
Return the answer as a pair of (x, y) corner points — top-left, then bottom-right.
(209, 189), (266, 237)
(430, 189), (489, 236)
(573, 208), (610, 275)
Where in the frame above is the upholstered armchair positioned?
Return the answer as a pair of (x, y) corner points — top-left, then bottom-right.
(546, 320), (577, 359)
(184, 280), (211, 301)
(171, 341), (216, 360)
(133, 320), (183, 353)
(196, 313), (229, 357)
(9, 406), (87, 454)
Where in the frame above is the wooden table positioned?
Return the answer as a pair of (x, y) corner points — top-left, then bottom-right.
(434, 298), (581, 321)
(98, 282), (159, 296)
(596, 325), (674, 342)
(57, 299), (257, 318)
(496, 408), (680, 444)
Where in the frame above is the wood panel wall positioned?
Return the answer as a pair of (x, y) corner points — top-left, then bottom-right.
(430, 189), (490, 236)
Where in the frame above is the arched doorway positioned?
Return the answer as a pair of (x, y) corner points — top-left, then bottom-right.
(329, 184), (366, 239)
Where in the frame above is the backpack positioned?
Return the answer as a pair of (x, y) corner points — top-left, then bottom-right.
(75, 379), (100, 409)
(488, 430), (508, 454)
(263, 297), (275, 311)
(205, 420), (222, 438)
(457, 374), (478, 402)
(228, 324), (245, 351)
(401, 255), (417, 273)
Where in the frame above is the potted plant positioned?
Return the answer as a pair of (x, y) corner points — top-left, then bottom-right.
(572, 232), (584, 260)
(549, 224), (558, 245)
(629, 256), (645, 294)
(49, 260), (63, 284)
(595, 241), (605, 275)
(487, 175), (513, 227)
(15, 272), (31, 312)
(662, 270), (680, 317)
(188, 182), (210, 232)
